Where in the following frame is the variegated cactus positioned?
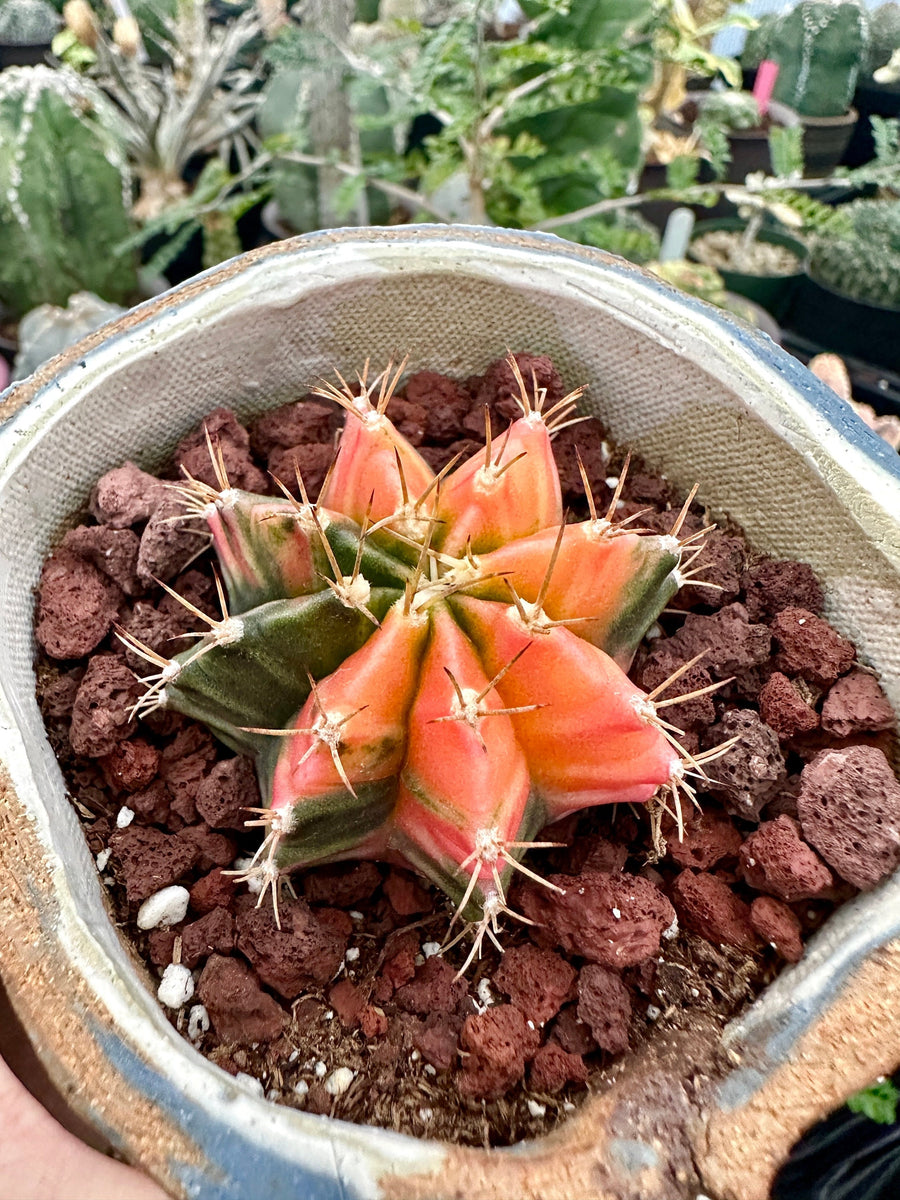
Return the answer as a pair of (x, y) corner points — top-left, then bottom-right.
(125, 360), (724, 969)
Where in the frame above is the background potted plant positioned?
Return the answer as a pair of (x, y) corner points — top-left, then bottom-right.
(0, 0), (59, 68)
(0, 225), (899, 1200)
(744, 0), (870, 176)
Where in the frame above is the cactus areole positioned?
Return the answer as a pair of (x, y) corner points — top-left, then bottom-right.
(127, 359), (719, 968)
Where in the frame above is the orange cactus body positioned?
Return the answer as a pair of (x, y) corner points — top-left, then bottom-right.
(157, 356), (698, 957)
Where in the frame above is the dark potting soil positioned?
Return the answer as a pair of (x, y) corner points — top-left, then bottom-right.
(35, 352), (900, 1148)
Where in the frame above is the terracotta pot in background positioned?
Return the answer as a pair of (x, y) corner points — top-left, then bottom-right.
(0, 227), (898, 1200)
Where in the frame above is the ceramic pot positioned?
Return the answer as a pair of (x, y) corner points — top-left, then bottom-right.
(0, 226), (899, 1200)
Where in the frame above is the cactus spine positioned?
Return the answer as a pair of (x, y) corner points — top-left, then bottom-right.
(130, 359), (723, 969)
(769, 1), (870, 117)
(0, 66), (136, 318)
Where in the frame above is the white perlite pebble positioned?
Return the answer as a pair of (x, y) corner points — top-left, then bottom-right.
(157, 963), (194, 1009)
(95, 848), (111, 871)
(527, 1099), (547, 1118)
(137, 885), (190, 930)
(293, 1080), (309, 1099)
(234, 1072), (265, 1099)
(314, 1060), (327, 1078)
(476, 978), (495, 1007)
(422, 941), (441, 958)
(662, 915), (679, 940)
(324, 1067), (355, 1096)
(115, 806), (135, 828)
(345, 947), (360, 962)
(187, 1005), (210, 1042)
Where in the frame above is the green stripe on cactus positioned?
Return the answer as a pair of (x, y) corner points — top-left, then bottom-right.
(324, 521), (411, 589)
(599, 545), (680, 666)
(267, 777), (399, 870)
(164, 588), (401, 752)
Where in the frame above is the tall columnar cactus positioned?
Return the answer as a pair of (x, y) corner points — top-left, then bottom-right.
(864, 2), (900, 75)
(768, 0), (870, 118)
(810, 199), (900, 309)
(0, 66), (136, 319)
(127, 361), (724, 967)
(0, 0), (60, 44)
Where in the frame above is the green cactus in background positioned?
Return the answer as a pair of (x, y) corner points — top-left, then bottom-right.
(0, 66), (137, 319)
(699, 89), (763, 131)
(0, 0), (60, 43)
(768, 1), (870, 118)
(864, 2), (900, 76)
(810, 198), (900, 309)
(740, 12), (778, 70)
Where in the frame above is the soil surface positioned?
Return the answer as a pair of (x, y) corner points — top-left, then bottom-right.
(35, 352), (899, 1148)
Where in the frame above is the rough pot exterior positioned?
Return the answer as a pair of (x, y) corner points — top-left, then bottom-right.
(0, 227), (899, 1200)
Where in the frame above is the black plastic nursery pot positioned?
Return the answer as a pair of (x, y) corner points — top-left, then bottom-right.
(845, 82), (900, 168)
(791, 272), (900, 375)
(0, 39), (52, 69)
(688, 218), (808, 323)
(801, 110), (859, 178)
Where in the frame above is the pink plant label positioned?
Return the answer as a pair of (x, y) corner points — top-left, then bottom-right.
(754, 60), (779, 117)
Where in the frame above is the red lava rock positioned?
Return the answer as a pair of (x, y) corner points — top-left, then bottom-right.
(36, 549), (123, 660)
(197, 955), (285, 1045)
(374, 931), (419, 1001)
(662, 603), (772, 683)
(666, 807), (743, 871)
(195, 756), (260, 830)
(69, 656), (140, 757)
(329, 978), (365, 1028)
(303, 862), (382, 907)
(137, 494), (208, 586)
(529, 1042), (588, 1094)
(576, 964), (631, 1054)
(383, 868), (431, 916)
(741, 559), (824, 623)
(181, 907), (235, 969)
(119, 602), (189, 672)
(267, 444), (335, 501)
(359, 1005), (389, 1039)
(550, 1003), (597, 1055)
(251, 400), (336, 458)
(315, 907), (354, 938)
(472, 353), (565, 427)
(580, 834), (629, 875)
(148, 929), (178, 967)
(395, 956), (468, 1016)
(771, 608), (855, 688)
(89, 461), (166, 529)
(551, 420), (610, 504)
(457, 1004), (540, 1100)
(62, 525), (144, 596)
(158, 569), (219, 630)
(703, 709), (787, 821)
(670, 870), (760, 951)
(639, 652), (717, 731)
(750, 896), (804, 962)
(159, 726), (217, 823)
(821, 670), (896, 739)
(405, 371), (471, 444)
(98, 738), (159, 793)
(190, 868), (238, 915)
(418, 438), (483, 475)
(125, 780), (171, 825)
(758, 672), (820, 740)
(39, 670), (83, 718)
(174, 408), (268, 494)
(518, 869), (676, 970)
(676, 532), (745, 610)
(385, 397), (428, 446)
(739, 815), (833, 901)
(177, 824), (237, 871)
(797, 746), (900, 889)
(236, 899), (346, 997)
(412, 1012), (462, 1071)
(109, 824), (200, 902)
(492, 944), (576, 1027)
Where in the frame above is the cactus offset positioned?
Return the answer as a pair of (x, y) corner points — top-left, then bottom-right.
(128, 359), (723, 968)
(0, 0), (59, 44)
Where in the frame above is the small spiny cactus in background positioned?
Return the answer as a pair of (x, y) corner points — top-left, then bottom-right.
(124, 358), (729, 971)
(768, 0), (870, 118)
(0, 65), (136, 318)
(810, 198), (900, 310)
(864, 2), (900, 76)
(0, 0), (60, 44)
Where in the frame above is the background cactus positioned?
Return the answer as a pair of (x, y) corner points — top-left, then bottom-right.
(810, 198), (900, 309)
(864, 1), (900, 76)
(0, 65), (137, 318)
(766, 0), (869, 118)
(128, 359), (723, 967)
(0, 0), (60, 44)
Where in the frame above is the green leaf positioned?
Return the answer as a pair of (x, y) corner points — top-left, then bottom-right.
(847, 1079), (900, 1125)
(666, 154), (699, 189)
(769, 126), (804, 180)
